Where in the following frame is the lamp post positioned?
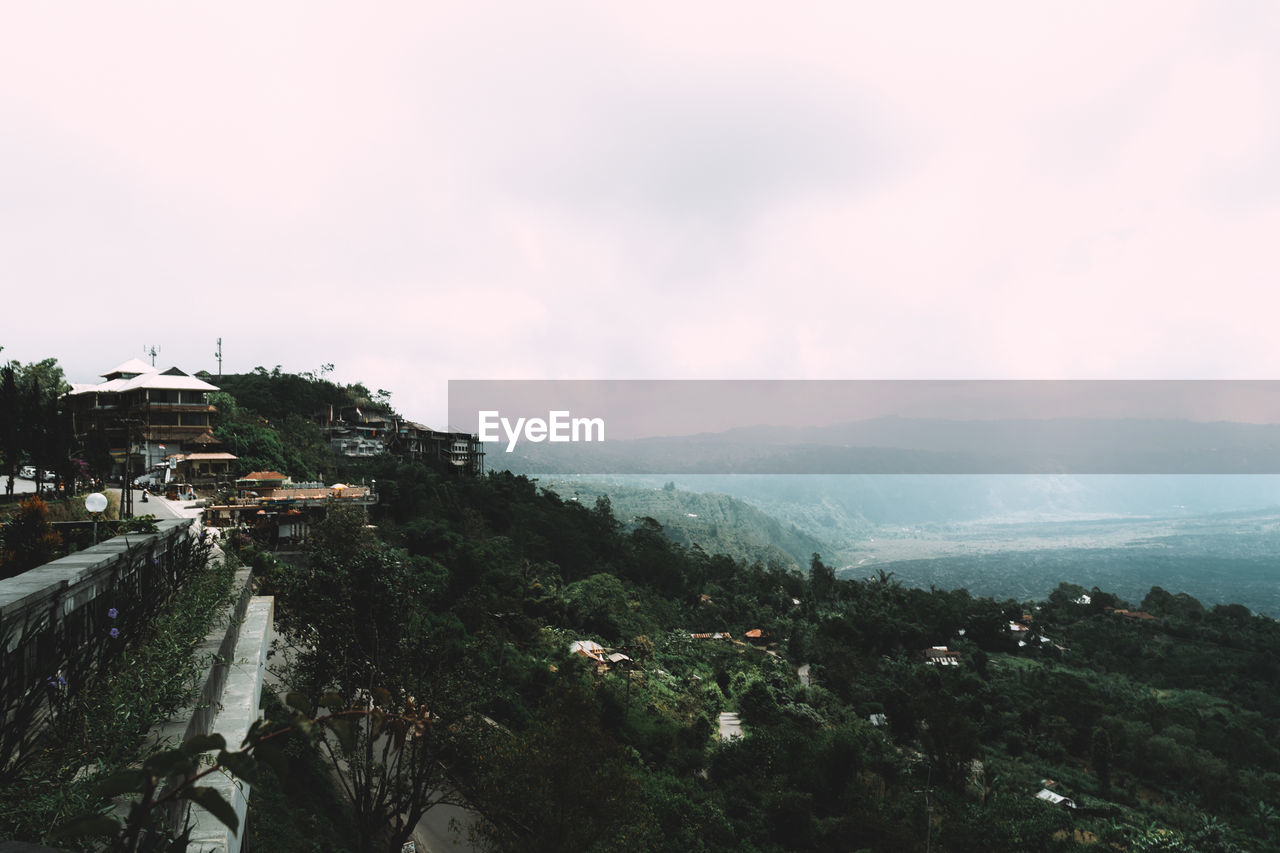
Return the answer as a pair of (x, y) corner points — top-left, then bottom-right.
(85, 492), (107, 545)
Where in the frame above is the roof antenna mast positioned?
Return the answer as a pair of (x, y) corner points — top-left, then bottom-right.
(214, 337), (223, 380)
(143, 344), (161, 366)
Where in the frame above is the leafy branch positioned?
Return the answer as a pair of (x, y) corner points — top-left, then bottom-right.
(51, 692), (435, 853)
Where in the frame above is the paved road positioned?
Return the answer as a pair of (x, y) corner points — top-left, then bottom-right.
(413, 794), (482, 852)
(3, 476), (42, 496)
(1, 480), (199, 521)
(717, 711), (743, 741)
(112, 488), (204, 522)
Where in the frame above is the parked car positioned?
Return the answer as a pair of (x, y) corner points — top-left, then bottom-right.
(19, 466), (36, 479)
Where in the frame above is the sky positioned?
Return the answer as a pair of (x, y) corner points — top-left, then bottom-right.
(4, 1), (1280, 430)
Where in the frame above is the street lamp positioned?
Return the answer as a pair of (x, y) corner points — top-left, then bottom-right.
(85, 491), (107, 545)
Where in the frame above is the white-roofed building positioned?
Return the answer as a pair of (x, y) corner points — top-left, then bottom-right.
(67, 360), (230, 482)
(1034, 788), (1077, 808)
(569, 640), (606, 662)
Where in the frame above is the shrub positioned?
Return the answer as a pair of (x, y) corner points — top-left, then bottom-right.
(0, 496), (62, 579)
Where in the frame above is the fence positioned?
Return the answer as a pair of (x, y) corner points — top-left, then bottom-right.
(0, 518), (198, 777)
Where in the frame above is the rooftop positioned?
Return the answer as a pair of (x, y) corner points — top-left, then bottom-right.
(71, 363), (219, 395)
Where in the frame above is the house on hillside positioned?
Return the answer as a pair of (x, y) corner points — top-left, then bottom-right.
(319, 405), (389, 458)
(389, 421), (485, 474)
(569, 639), (605, 661)
(569, 640), (609, 671)
(922, 646), (961, 666)
(1106, 607), (1159, 623)
(1035, 788), (1078, 809)
(67, 359), (225, 481)
(320, 409), (485, 474)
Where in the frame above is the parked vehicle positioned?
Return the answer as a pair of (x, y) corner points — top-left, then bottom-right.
(19, 466), (36, 479)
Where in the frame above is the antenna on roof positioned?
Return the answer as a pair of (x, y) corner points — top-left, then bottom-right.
(214, 338), (223, 380)
(143, 344), (161, 366)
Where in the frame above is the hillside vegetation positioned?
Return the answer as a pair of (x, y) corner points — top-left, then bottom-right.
(540, 477), (833, 570)
(241, 373), (1280, 851)
(244, 444), (1280, 850)
(20, 368), (1276, 852)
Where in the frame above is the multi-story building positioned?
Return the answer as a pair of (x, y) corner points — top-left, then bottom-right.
(67, 358), (226, 480)
(388, 420), (485, 474)
(323, 408), (485, 474)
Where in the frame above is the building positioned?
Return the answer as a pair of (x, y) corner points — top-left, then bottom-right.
(922, 646), (961, 666)
(1106, 607), (1160, 622)
(166, 450), (238, 485)
(326, 408), (388, 458)
(1035, 788), (1078, 809)
(322, 410), (485, 474)
(388, 421), (485, 474)
(569, 640), (606, 662)
(67, 359), (231, 482)
(203, 481), (378, 546)
(236, 471), (290, 498)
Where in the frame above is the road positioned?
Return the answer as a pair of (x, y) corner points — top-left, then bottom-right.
(3, 476), (43, 496)
(2, 479), (197, 525)
(717, 711), (743, 741)
(413, 794), (482, 852)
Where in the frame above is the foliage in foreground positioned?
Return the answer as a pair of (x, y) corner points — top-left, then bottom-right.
(0, 536), (232, 847)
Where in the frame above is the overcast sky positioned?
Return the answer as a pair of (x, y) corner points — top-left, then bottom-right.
(3, 2), (1279, 429)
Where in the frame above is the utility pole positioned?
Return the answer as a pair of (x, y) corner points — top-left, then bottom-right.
(119, 417), (144, 518)
(914, 765), (934, 853)
(214, 338), (223, 380)
(121, 433), (132, 519)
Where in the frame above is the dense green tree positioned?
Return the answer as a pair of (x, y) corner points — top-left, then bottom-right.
(0, 364), (18, 496)
(809, 552), (836, 605)
(1092, 725), (1113, 795)
(274, 505), (476, 853)
(468, 685), (656, 853)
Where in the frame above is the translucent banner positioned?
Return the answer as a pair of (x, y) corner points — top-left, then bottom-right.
(448, 380), (1280, 474)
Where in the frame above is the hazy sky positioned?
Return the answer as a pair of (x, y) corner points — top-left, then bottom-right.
(4, 2), (1279, 428)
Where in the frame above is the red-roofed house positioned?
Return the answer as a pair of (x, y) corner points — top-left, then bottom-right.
(236, 471), (289, 497)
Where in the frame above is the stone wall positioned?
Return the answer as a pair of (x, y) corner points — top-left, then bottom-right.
(0, 519), (196, 768)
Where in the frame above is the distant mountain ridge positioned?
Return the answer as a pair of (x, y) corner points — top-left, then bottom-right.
(540, 478), (835, 569)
